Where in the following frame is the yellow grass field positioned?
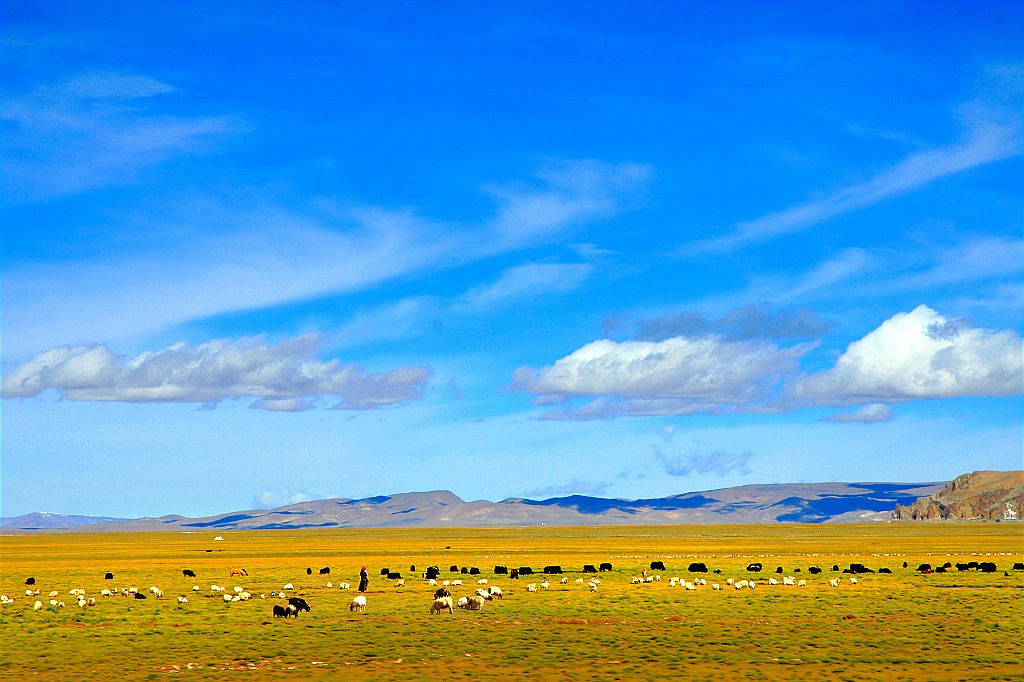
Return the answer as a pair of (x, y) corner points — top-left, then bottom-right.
(1, 523), (1021, 681)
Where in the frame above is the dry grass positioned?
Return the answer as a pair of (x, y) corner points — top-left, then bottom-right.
(1, 523), (1022, 680)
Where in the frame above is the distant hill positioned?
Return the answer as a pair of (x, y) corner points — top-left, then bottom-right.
(892, 470), (1024, 521)
(0, 512), (128, 529)
(1, 479), (951, 532)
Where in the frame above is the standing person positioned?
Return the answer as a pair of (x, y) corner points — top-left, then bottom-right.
(358, 566), (369, 592)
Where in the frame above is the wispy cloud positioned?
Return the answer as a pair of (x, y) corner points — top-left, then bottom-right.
(3, 161), (646, 359)
(1, 72), (246, 200)
(653, 445), (753, 477)
(684, 87), (1022, 255)
(521, 478), (612, 498)
(822, 403), (893, 424)
(455, 262), (594, 312)
(626, 303), (829, 342)
(1, 333), (431, 410)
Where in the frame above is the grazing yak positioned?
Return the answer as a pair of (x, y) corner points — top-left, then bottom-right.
(494, 566), (508, 575)
(319, 567), (330, 575)
(104, 572), (114, 580)
(649, 561), (666, 571)
(518, 566), (534, 575)
(288, 597), (311, 611)
(25, 578), (35, 586)
(543, 566), (563, 575)
(583, 565), (598, 573)
(746, 563), (763, 573)
(182, 569), (196, 578)
(599, 563), (613, 572)
(688, 563), (709, 573)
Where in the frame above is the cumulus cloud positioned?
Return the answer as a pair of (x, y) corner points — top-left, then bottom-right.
(631, 303), (829, 342)
(514, 335), (809, 418)
(654, 446), (753, 477)
(1, 334), (431, 410)
(822, 403), (893, 424)
(522, 479), (612, 498)
(252, 488), (316, 509)
(791, 305), (1022, 404)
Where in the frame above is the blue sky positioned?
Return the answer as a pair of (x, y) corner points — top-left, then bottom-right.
(2, 1), (1021, 518)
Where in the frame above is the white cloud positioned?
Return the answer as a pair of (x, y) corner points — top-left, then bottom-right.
(822, 403), (894, 424)
(654, 446), (753, 477)
(515, 336), (809, 418)
(456, 262), (594, 311)
(1, 334), (431, 410)
(792, 305), (1022, 404)
(3, 160), (647, 359)
(2, 72), (245, 200)
(521, 479), (612, 498)
(252, 488), (316, 509)
(685, 88), (1021, 255)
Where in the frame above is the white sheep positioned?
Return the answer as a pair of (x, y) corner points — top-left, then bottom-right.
(101, 589), (113, 597)
(87, 597), (96, 606)
(589, 582), (598, 593)
(326, 582), (333, 588)
(150, 587), (164, 598)
(451, 580), (463, 587)
(575, 578), (585, 585)
(349, 595), (367, 613)
(829, 578), (841, 587)
(223, 594), (233, 603)
(782, 577), (795, 586)
(768, 578), (778, 586)
(428, 579), (438, 587)
(685, 582), (697, 591)
(726, 578), (735, 586)
(526, 583), (538, 592)
(539, 580), (550, 589)
(797, 579), (807, 587)
(177, 596), (189, 604)
(442, 580), (451, 586)
(712, 583), (722, 590)
(48, 591), (59, 598)
(560, 577), (568, 584)
(489, 586), (503, 599)
(669, 578), (679, 587)
(33, 600), (43, 611)
(233, 586), (243, 594)
(475, 588), (492, 601)
(49, 599), (59, 607)
(477, 578), (488, 585)
(338, 583), (351, 590)
(849, 577), (858, 585)
(465, 595), (485, 611)
(456, 596), (469, 608)
(282, 583), (294, 590)
(430, 596), (454, 614)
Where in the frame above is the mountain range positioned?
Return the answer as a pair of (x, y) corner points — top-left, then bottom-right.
(2, 478), (974, 531)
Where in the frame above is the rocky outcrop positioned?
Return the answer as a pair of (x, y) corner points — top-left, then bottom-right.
(892, 470), (1024, 521)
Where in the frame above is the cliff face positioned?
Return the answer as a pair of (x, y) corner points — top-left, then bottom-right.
(892, 470), (1024, 521)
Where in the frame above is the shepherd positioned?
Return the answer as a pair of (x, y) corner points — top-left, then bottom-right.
(358, 566), (369, 593)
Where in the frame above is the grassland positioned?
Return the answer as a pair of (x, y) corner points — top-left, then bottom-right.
(1, 523), (1021, 681)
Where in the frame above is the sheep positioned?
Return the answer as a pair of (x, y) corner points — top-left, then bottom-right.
(442, 580), (451, 586)
(211, 585), (225, 593)
(829, 578), (841, 587)
(349, 595), (367, 613)
(337, 583), (351, 590)
(726, 578), (735, 586)
(282, 583), (294, 590)
(589, 582), (598, 593)
(849, 577), (858, 585)
(654, 575), (661, 582)
(430, 596), (454, 614)
(712, 583), (722, 591)
(685, 582), (697, 591)
(77, 597), (87, 608)
(797, 580), (807, 587)
(526, 583), (538, 592)
(223, 594), (233, 603)
(456, 596), (469, 608)
(575, 578), (585, 585)
(25, 590), (34, 597)
(233, 586), (243, 594)
(49, 599), (59, 607)
(101, 589), (112, 597)
(630, 577), (643, 585)
(428, 579), (438, 587)
(560, 577), (568, 584)
(87, 597), (96, 606)
(192, 585), (200, 592)
(214, 536), (224, 541)
(669, 578), (679, 587)
(465, 595), (485, 611)
(48, 591), (59, 598)
(177, 596), (189, 604)
(475, 588), (493, 601)
(451, 580), (463, 587)
(0, 595), (12, 605)
(768, 578), (778, 586)
(33, 600), (43, 611)
(477, 578), (488, 585)
(393, 579), (405, 588)
(489, 586), (503, 600)
(150, 587), (164, 598)
(782, 577), (795, 586)
(539, 580), (550, 589)
(326, 582), (333, 588)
